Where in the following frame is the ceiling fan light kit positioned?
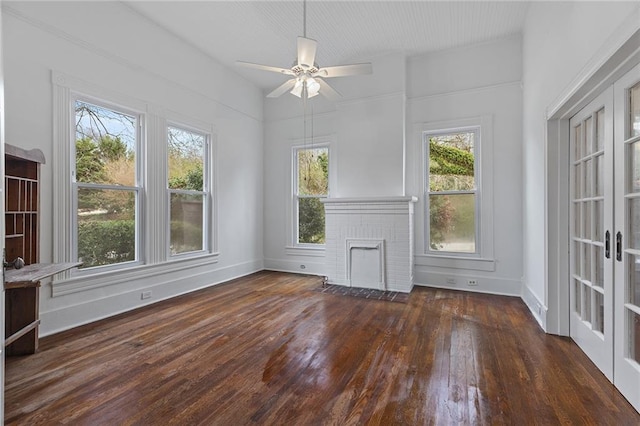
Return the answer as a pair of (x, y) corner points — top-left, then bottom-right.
(237, 1), (372, 100)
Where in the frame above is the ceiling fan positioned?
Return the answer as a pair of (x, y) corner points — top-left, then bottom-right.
(236, 0), (372, 100)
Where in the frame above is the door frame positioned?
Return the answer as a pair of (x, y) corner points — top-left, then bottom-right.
(545, 21), (640, 336)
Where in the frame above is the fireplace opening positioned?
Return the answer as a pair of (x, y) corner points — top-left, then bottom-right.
(347, 239), (385, 290)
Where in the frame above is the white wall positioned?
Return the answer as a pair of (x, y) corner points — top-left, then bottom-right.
(264, 37), (524, 296)
(2, 1), (264, 335)
(263, 52), (407, 274)
(522, 1), (640, 332)
(407, 36), (523, 296)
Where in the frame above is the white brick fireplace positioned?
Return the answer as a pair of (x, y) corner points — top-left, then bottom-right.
(321, 196), (417, 293)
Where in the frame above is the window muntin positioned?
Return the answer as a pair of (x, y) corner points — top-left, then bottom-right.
(73, 99), (141, 269)
(425, 129), (479, 254)
(295, 146), (329, 245)
(168, 125), (208, 256)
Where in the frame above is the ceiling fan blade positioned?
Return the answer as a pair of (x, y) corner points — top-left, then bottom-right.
(316, 63), (373, 78)
(236, 61), (294, 75)
(266, 79), (297, 98)
(297, 37), (317, 68)
(317, 78), (341, 101)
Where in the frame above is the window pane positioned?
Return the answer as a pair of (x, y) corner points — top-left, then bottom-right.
(298, 148), (328, 196)
(170, 193), (204, 255)
(298, 197), (325, 244)
(428, 133), (475, 192)
(429, 193), (476, 253)
(168, 127), (205, 190)
(77, 187), (136, 268)
(75, 101), (136, 185)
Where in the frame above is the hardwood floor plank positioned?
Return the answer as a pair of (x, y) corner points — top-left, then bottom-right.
(5, 271), (639, 425)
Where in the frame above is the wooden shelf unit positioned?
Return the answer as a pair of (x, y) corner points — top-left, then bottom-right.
(4, 144), (45, 356)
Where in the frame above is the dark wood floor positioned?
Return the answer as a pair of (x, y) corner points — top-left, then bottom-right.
(5, 271), (639, 425)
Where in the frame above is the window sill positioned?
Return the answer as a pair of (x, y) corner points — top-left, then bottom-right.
(285, 246), (326, 257)
(52, 252), (220, 296)
(415, 254), (495, 272)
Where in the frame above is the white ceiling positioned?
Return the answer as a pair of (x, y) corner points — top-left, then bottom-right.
(125, 1), (530, 91)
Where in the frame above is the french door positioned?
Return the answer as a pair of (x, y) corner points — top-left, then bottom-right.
(613, 63), (640, 411)
(570, 63), (640, 411)
(570, 86), (614, 380)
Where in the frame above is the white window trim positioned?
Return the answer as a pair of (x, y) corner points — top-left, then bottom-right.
(286, 135), (335, 256)
(415, 115), (495, 270)
(52, 71), (219, 292)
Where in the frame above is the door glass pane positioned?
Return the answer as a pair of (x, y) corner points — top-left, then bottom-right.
(429, 193), (476, 253)
(575, 202), (582, 237)
(585, 117), (593, 155)
(596, 108), (605, 151)
(583, 244), (591, 281)
(631, 141), (640, 193)
(584, 284), (592, 322)
(630, 254), (640, 307)
(594, 199), (603, 242)
(584, 201), (592, 241)
(574, 241), (581, 276)
(594, 291), (604, 333)
(584, 159), (592, 197)
(574, 164), (582, 198)
(575, 279), (582, 316)
(574, 124), (582, 159)
(629, 198), (640, 249)
(631, 81), (640, 138)
(594, 246), (604, 288)
(629, 311), (640, 363)
(595, 155), (603, 196)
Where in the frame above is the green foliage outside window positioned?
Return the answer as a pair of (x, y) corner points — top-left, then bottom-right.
(298, 147), (328, 244)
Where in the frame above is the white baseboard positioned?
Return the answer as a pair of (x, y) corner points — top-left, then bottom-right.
(521, 283), (547, 331)
(263, 257), (326, 276)
(39, 259), (264, 337)
(413, 269), (521, 297)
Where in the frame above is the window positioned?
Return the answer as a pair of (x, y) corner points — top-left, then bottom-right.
(294, 145), (329, 245)
(168, 125), (209, 256)
(74, 99), (142, 269)
(54, 72), (219, 291)
(425, 128), (479, 254)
